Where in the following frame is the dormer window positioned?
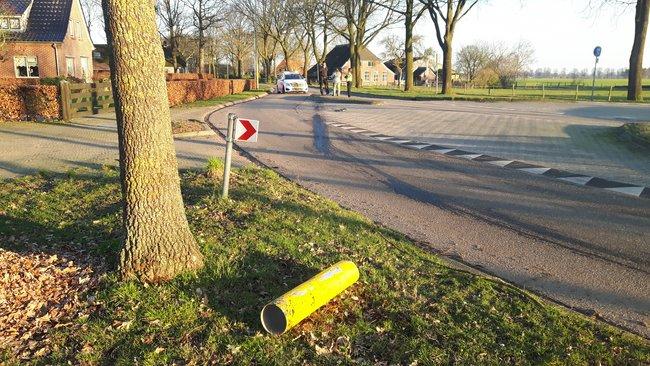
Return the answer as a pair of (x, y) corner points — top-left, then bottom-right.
(0, 17), (22, 31)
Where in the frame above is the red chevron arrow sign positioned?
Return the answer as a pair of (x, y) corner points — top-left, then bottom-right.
(235, 118), (259, 142)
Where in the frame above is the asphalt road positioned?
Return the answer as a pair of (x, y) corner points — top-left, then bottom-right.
(209, 94), (650, 337)
(319, 98), (650, 187)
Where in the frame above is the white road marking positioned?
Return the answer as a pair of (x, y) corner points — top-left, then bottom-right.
(605, 186), (645, 197)
(519, 167), (552, 175)
(408, 144), (434, 150)
(432, 149), (456, 154)
(458, 154), (482, 160)
(559, 176), (594, 186)
(374, 136), (395, 141)
(488, 160), (515, 167)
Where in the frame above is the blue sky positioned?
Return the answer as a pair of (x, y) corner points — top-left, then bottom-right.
(90, 0), (645, 71)
(399, 0), (644, 70)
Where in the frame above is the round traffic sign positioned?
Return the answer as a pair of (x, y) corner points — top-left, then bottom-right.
(593, 46), (602, 58)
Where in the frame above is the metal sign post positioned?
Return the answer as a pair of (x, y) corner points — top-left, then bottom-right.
(221, 113), (236, 199)
(221, 114), (260, 199)
(591, 46), (602, 101)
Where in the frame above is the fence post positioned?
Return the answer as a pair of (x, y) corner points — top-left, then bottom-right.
(488, 87), (492, 96)
(91, 82), (99, 115)
(542, 84), (545, 99)
(608, 86), (613, 102)
(575, 85), (579, 101)
(512, 84), (515, 97)
(60, 80), (72, 121)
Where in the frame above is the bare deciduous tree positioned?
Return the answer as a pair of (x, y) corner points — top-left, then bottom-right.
(372, 0), (426, 90)
(488, 41), (535, 87)
(234, 0), (279, 82)
(268, 0), (301, 72)
(456, 43), (489, 83)
(301, 0), (339, 75)
(419, 0), (482, 94)
(336, 0), (398, 87)
(183, 0), (224, 73)
(157, 0), (186, 71)
(81, 0), (103, 32)
(101, 0), (204, 282)
(382, 33), (423, 87)
(223, 16), (254, 78)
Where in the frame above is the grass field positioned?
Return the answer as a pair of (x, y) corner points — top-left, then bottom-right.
(519, 78), (633, 88)
(621, 122), (650, 147)
(1, 164), (648, 365)
(354, 84), (648, 103)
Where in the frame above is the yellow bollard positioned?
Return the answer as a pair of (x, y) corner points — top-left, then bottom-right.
(261, 261), (360, 335)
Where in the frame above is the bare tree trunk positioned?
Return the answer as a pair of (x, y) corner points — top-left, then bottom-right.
(352, 42), (362, 88)
(302, 53), (309, 78)
(404, 1), (415, 91)
(629, 0), (649, 101)
(102, 0), (204, 283)
(442, 36), (453, 94)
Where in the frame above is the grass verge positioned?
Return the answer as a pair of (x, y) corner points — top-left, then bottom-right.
(0, 165), (648, 365)
(354, 86), (649, 103)
(177, 90), (267, 108)
(619, 122), (650, 148)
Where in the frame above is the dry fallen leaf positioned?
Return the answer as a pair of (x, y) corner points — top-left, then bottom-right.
(0, 247), (103, 359)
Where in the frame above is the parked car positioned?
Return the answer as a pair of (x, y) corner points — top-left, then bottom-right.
(276, 72), (308, 94)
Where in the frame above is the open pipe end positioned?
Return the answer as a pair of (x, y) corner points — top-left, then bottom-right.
(261, 304), (287, 335)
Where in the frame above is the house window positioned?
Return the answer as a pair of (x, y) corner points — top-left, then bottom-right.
(364, 71), (370, 81)
(14, 56), (39, 78)
(373, 72), (379, 82)
(80, 57), (90, 80)
(69, 21), (75, 38)
(66, 57), (75, 77)
(76, 21), (82, 40)
(382, 72), (387, 82)
(0, 18), (8, 29)
(10, 18), (20, 29)
(367, 61), (373, 67)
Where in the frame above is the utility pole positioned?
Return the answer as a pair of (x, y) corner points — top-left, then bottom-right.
(435, 52), (439, 94)
(253, 26), (259, 87)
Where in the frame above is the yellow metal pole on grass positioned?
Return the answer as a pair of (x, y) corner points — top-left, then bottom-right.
(261, 261), (360, 335)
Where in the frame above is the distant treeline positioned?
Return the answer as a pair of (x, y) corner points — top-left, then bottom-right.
(524, 68), (650, 80)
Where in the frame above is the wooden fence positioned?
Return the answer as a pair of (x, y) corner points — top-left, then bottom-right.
(60, 81), (114, 121)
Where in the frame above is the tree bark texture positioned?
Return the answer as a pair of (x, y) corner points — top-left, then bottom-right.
(404, 1), (415, 91)
(629, 0), (649, 101)
(102, 0), (204, 283)
(442, 37), (453, 94)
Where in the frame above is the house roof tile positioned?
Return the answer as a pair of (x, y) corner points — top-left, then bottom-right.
(308, 44), (383, 76)
(0, 0), (33, 16)
(10, 0), (73, 42)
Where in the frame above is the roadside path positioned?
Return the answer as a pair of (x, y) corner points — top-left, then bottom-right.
(0, 106), (248, 179)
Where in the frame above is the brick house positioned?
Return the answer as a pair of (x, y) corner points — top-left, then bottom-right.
(308, 44), (395, 86)
(384, 57), (442, 86)
(0, 0), (94, 81)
